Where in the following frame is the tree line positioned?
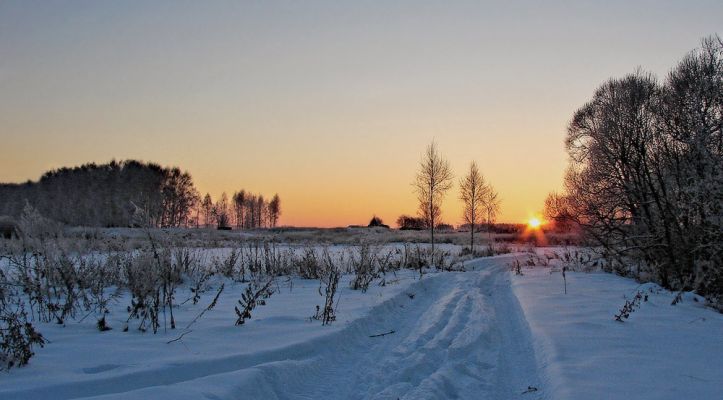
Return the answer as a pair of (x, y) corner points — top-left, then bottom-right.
(196, 191), (281, 229)
(544, 35), (722, 305)
(0, 160), (281, 229)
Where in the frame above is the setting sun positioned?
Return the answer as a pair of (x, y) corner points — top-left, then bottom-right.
(528, 217), (542, 229)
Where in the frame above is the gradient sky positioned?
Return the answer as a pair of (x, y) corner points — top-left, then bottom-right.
(1, 1), (721, 227)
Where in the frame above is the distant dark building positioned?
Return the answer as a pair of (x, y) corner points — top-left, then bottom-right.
(368, 216), (390, 229)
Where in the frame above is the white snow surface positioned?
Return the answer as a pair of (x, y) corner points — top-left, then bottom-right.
(2, 253), (722, 399)
(513, 265), (723, 400)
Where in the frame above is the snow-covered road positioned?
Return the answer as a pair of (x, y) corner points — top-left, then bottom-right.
(3, 255), (546, 400)
(237, 257), (545, 400)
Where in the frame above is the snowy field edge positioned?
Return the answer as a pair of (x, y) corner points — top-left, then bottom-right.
(511, 265), (723, 400)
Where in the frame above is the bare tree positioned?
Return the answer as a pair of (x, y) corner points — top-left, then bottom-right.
(201, 193), (214, 228)
(483, 186), (500, 241)
(256, 195), (266, 228)
(160, 168), (199, 228)
(214, 192), (230, 228)
(414, 141), (454, 261)
(268, 194), (281, 227)
(232, 190), (246, 229)
(543, 191), (573, 232)
(244, 194), (255, 229)
(459, 161), (489, 253)
(242, 193), (267, 229)
(396, 215), (426, 230)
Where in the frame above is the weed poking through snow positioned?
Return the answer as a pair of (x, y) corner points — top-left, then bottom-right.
(235, 278), (275, 326)
(614, 291), (645, 322)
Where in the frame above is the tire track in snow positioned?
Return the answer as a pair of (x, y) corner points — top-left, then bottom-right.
(270, 258), (546, 400)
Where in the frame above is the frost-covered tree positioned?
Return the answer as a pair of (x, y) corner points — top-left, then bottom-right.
(0, 160), (199, 228)
(557, 35), (723, 306)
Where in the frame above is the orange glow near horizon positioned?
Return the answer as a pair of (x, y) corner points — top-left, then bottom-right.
(2, 3), (717, 228)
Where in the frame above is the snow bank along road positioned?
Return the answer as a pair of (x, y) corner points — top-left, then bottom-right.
(3, 254), (546, 400)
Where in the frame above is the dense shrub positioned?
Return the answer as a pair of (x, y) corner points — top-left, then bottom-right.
(0, 271), (45, 370)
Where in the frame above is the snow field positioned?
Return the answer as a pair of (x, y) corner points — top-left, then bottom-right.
(512, 265), (723, 400)
(2, 253), (547, 399)
(4, 248), (721, 400)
